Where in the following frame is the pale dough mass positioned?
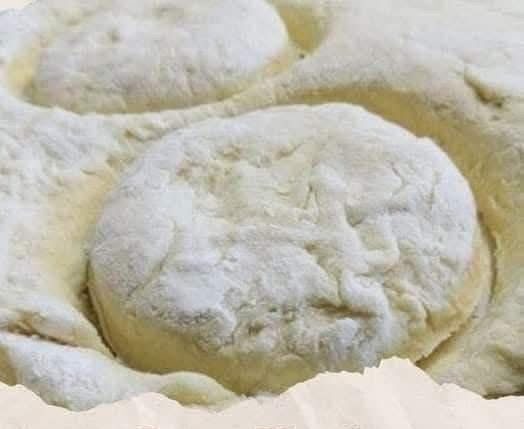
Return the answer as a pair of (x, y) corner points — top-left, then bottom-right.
(30, 0), (295, 113)
(0, 0), (522, 411)
(89, 104), (486, 394)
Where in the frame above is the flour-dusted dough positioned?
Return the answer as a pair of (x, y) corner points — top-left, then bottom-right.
(0, 0), (299, 409)
(0, 0), (522, 411)
(0, 332), (237, 410)
(30, 0), (294, 114)
(185, 0), (523, 396)
(89, 104), (485, 394)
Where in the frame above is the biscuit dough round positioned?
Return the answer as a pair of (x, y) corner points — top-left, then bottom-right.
(89, 104), (481, 394)
(30, 0), (293, 113)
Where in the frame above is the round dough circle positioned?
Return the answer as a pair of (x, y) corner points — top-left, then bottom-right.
(30, 0), (292, 114)
(89, 104), (480, 394)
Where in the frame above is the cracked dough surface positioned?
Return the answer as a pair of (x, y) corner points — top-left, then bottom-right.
(89, 104), (483, 394)
(0, 0), (522, 411)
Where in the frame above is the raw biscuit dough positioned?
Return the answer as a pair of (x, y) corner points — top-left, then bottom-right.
(30, 0), (295, 113)
(0, 0), (522, 411)
(89, 104), (487, 394)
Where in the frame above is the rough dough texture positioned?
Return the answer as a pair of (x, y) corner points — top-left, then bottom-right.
(30, 0), (294, 114)
(0, 0), (522, 411)
(0, 332), (236, 411)
(89, 104), (483, 394)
